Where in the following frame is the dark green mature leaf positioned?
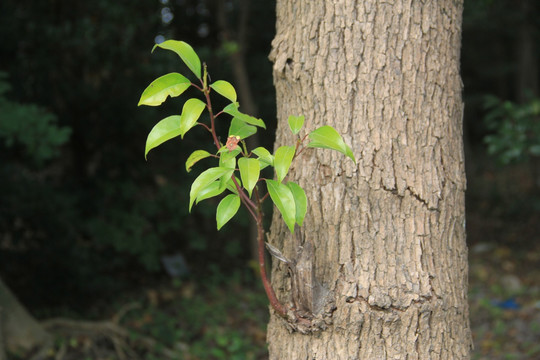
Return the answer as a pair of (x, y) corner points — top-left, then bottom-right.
(287, 181), (307, 226)
(266, 179), (296, 233)
(274, 146), (295, 183)
(190, 167), (233, 211)
(216, 194), (241, 230)
(153, 40), (201, 79)
(238, 157), (260, 197)
(138, 73), (191, 106)
(308, 125), (356, 163)
(223, 103), (266, 129)
(185, 150), (212, 172)
(288, 115), (305, 135)
(211, 80), (237, 102)
(179, 98), (206, 138)
(228, 117), (257, 140)
(145, 115), (181, 160)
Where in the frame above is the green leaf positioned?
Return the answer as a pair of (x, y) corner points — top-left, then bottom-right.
(274, 146), (295, 183)
(287, 115), (305, 135)
(138, 73), (191, 106)
(179, 98), (206, 138)
(185, 150), (212, 172)
(252, 147), (274, 169)
(145, 115), (181, 160)
(196, 181), (227, 204)
(266, 179), (296, 233)
(211, 80), (237, 103)
(238, 158), (260, 197)
(190, 167), (233, 211)
(216, 194), (241, 230)
(308, 125), (356, 163)
(223, 103), (266, 129)
(219, 151), (236, 170)
(153, 40), (201, 79)
(287, 182), (307, 226)
(228, 117), (257, 140)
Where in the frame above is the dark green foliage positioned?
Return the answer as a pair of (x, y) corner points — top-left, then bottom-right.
(483, 95), (540, 164)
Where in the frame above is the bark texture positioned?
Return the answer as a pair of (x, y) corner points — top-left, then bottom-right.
(267, 1), (471, 359)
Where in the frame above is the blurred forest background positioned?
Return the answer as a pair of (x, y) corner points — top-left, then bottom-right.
(0, 1), (538, 359)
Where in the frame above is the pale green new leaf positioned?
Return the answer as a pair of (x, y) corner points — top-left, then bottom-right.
(287, 181), (307, 226)
(185, 150), (212, 172)
(223, 103), (266, 129)
(153, 40), (201, 79)
(145, 115), (181, 160)
(287, 115), (305, 135)
(252, 147), (274, 169)
(274, 146), (295, 183)
(266, 179), (296, 233)
(190, 167), (232, 211)
(228, 117), (257, 140)
(219, 151), (236, 170)
(196, 181), (226, 204)
(216, 194), (241, 230)
(138, 73), (191, 106)
(179, 98), (206, 138)
(238, 157), (260, 197)
(211, 80), (237, 103)
(308, 125), (356, 163)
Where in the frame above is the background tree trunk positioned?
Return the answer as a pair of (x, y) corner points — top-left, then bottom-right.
(267, 1), (471, 359)
(0, 277), (51, 355)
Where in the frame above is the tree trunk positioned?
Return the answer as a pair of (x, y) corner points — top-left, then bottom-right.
(0, 277), (51, 355)
(267, 1), (471, 359)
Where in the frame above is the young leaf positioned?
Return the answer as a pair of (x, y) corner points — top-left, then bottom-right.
(196, 181), (227, 204)
(225, 176), (242, 195)
(145, 115), (181, 160)
(223, 103), (266, 129)
(216, 194), (241, 230)
(308, 125), (356, 163)
(185, 150), (212, 172)
(266, 179), (296, 233)
(287, 181), (307, 226)
(179, 98), (206, 138)
(190, 167), (233, 211)
(138, 73), (191, 106)
(219, 151), (236, 170)
(274, 146), (295, 183)
(238, 157), (260, 197)
(153, 40), (202, 79)
(288, 115), (305, 135)
(252, 147), (274, 169)
(211, 80), (237, 103)
(228, 117), (257, 140)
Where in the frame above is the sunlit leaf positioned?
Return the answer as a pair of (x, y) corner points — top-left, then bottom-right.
(228, 117), (257, 140)
(266, 179), (296, 233)
(287, 115), (305, 135)
(190, 167), (232, 211)
(287, 182), (307, 226)
(308, 125), (356, 163)
(138, 73), (191, 106)
(238, 157), (260, 197)
(274, 146), (295, 183)
(153, 40), (201, 79)
(211, 80), (237, 103)
(179, 98), (206, 138)
(223, 103), (266, 129)
(145, 115), (181, 160)
(196, 181), (226, 204)
(252, 147), (274, 170)
(185, 150), (212, 172)
(216, 194), (241, 230)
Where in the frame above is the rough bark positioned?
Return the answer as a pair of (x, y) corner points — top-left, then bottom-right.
(267, 1), (471, 359)
(0, 277), (51, 355)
